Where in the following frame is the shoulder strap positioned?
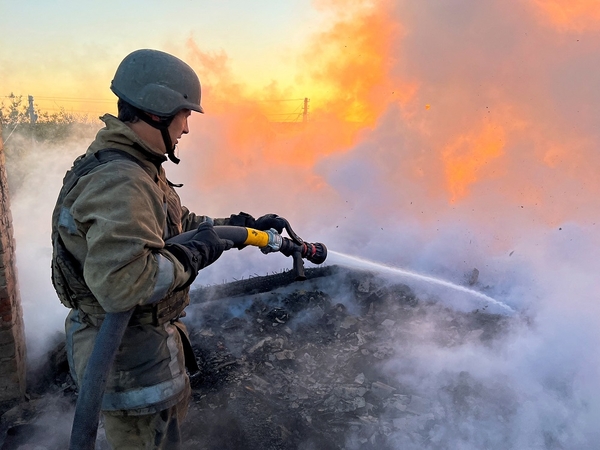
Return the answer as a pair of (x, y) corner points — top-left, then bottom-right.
(95, 148), (153, 175)
(68, 148), (151, 189)
(51, 149), (153, 309)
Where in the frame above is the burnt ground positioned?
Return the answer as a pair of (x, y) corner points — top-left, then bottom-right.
(0, 265), (519, 449)
(181, 266), (515, 449)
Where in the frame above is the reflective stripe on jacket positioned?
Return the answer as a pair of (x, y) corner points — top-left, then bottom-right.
(59, 114), (204, 413)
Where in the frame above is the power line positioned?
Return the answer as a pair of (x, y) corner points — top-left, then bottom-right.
(3, 94), (309, 122)
(2, 95), (112, 102)
(258, 98), (306, 103)
(35, 96), (114, 103)
(5, 95), (304, 103)
(42, 107), (109, 114)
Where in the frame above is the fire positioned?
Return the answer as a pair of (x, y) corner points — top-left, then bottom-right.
(181, 0), (414, 190)
(532, 0), (600, 31)
(171, 0), (600, 236)
(300, 3), (405, 124)
(442, 123), (505, 204)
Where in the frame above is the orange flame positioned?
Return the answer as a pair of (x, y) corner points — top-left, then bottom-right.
(182, 1), (414, 185)
(443, 123), (505, 203)
(171, 0), (600, 238)
(532, 0), (600, 31)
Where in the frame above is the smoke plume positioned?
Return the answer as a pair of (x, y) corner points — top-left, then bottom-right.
(5, 0), (599, 447)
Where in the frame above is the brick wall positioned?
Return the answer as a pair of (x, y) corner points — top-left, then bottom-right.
(0, 125), (27, 409)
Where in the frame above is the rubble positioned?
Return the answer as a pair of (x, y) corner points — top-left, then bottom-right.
(1, 265), (517, 449)
(178, 266), (514, 449)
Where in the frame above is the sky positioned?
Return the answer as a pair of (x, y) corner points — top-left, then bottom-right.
(0, 0), (324, 115)
(3, 0), (600, 447)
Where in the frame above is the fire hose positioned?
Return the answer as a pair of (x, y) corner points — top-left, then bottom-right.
(69, 222), (326, 450)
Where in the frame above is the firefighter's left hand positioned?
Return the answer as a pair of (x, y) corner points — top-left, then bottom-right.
(254, 214), (286, 234)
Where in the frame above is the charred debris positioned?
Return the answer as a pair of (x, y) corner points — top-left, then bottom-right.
(181, 266), (513, 449)
(1, 265), (515, 449)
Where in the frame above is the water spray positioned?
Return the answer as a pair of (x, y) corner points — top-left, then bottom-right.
(327, 250), (515, 314)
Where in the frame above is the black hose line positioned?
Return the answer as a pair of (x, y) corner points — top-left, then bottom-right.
(68, 224), (325, 449)
(212, 225), (251, 246)
(67, 227), (249, 449)
(167, 225), (249, 248)
(69, 309), (134, 450)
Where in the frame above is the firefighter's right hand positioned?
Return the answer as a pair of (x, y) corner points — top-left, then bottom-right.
(165, 222), (234, 277)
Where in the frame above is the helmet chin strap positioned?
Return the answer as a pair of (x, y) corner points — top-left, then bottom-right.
(160, 128), (180, 164)
(135, 110), (180, 164)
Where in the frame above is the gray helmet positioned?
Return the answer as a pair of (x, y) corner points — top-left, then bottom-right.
(110, 49), (203, 116)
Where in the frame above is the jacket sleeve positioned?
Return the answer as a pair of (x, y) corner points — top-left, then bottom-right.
(65, 162), (187, 313)
(180, 206), (232, 232)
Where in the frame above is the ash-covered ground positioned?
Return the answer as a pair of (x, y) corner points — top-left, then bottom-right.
(0, 265), (521, 449)
(181, 266), (517, 449)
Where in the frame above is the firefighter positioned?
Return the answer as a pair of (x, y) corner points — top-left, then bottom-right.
(51, 49), (285, 449)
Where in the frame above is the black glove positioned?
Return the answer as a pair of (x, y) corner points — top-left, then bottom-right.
(254, 214), (287, 234)
(165, 222), (233, 287)
(228, 212), (287, 234)
(228, 212), (255, 227)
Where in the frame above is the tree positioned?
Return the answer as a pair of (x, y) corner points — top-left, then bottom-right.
(1, 93), (100, 150)
(0, 93), (29, 128)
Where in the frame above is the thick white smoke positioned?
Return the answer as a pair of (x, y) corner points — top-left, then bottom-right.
(4, 0), (600, 447)
(7, 134), (88, 365)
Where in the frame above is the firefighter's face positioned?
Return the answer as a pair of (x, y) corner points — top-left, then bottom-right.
(168, 109), (192, 149)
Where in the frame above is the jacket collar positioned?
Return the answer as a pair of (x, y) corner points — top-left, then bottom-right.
(87, 114), (168, 164)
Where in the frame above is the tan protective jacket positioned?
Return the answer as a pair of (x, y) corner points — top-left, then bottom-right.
(60, 115), (206, 414)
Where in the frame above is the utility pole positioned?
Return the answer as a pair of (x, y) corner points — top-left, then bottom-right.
(27, 95), (37, 124)
(302, 98), (309, 123)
